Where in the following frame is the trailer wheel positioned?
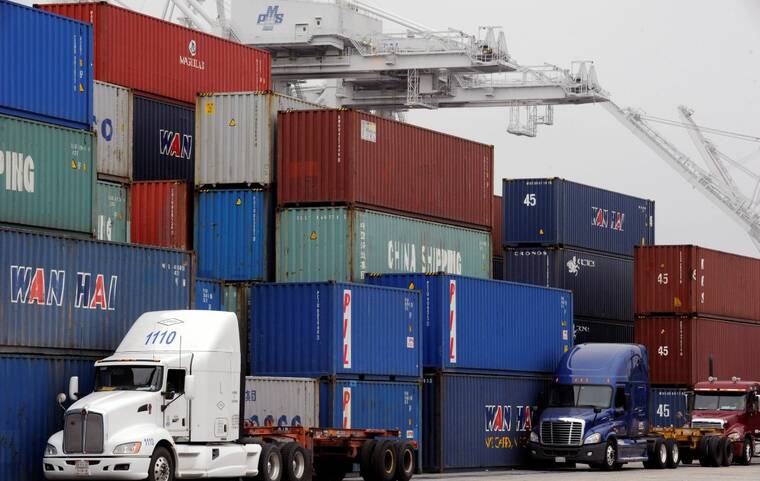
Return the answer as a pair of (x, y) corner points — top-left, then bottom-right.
(359, 440), (377, 480)
(738, 437), (753, 465)
(281, 443), (311, 481)
(394, 442), (415, 481)
(708, 436), (724, 467)
(698, 437), (711, 467)
(647, 439), (667, 469)
(665, 439), (679, 469)
(719, 437), (733, 466)
(148, 447), (174, 481)
(371, 440), (397, 481)
(258, 444), (283, 481)
(600, 440), (617, 471)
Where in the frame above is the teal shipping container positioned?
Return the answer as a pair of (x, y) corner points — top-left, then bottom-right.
(94, 180), (128, 242)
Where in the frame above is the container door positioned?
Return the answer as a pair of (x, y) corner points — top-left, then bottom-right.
(163, 368), (190, 439)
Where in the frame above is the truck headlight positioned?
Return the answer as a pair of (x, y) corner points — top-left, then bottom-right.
(530, 431), (539, 443)
(584, 433), (602, 445)
(113, 442), (142, 455)
(727, 432), (741, 442)
(45, 444), (57, 456)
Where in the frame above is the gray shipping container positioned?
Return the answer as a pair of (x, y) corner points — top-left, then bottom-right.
(196, 92), (322, 186)
(93, 81), (132, 180)
(244, 376), (319, 428)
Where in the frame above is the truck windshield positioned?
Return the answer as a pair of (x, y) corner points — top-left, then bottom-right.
(693, 393), (746, 411)
(549, 385), (613, 409)
(95, 365), (163, 392)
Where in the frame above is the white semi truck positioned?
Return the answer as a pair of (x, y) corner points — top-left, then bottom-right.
(42, 310), (415, 481)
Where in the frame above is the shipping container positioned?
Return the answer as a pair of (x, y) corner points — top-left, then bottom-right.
(422, 372), (550, 472)
(132, 96), (194, 182)
(365, 273), (572, 374)
(574, 318), (633, 344)
(244, 376), (319, 428)
(278, 109), (493, 229)
(0, 0), (93, 130)
(39, 2), (270, 105)
(635, 316), (760, 386)
(130, 181), (190, 250)
(492, 256), (504, 281)
(649, 387), (691, 428)
(93, 81), (132, 180)
(195, 278), (222, 311)
(0, 355), (96, 481)
(193, 279), (250, 319)
(504, 247), (633, 321)
(196, 92), (322, 187)
(492, 195), (502, 258)
(94, 180), (128, 242)
(0, 115), (94, 234)
(276, 207), (491, 282)
(503, 178), (655, 256)
(0, 227), (191, 352)
(250, 282), (421, 378)
(195, 189), (273, 281)
(635, 245), (760, 321)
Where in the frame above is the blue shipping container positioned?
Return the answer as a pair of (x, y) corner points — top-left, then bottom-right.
(195, 189), (272, 281)
(365, 274), (572, 374)
(0, 227), (191, 352)
(0, 355), (96, 481)
(574, 318), (634, 344)
(132, 96), (194, 182)
(649, 387), (691, 428)
(0, 1), (93, 130)
(503, 178), (655, 256)
(503, 247), (633, 321)
(195, 279), (222, 310)
(250, 283), (422, 378)
(423, 372), (550, 471)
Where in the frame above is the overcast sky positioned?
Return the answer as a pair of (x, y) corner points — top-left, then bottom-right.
(30, 0), (760, 256)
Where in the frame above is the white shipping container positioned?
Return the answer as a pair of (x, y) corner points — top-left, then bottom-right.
(244, 376), (319, 428)
(195, 92), (322, 186)
(93, 81), (132, 180)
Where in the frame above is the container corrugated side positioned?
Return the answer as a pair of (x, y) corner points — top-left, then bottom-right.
(649, 387), (691, 428)
(195, 279), (222, 310)
(503, 178), (655, 256)
(93, 81), (132, 180)
(423, 372), (550, 472)
(504, 247), (633, 321)
(365, 273), (572, 374)
(0, 355), (96, 481)
(196, 92), (323, 186)
(492, 195), (502, 257)
(278, 109), (493, 229)
(195, 189), (272, 281)
(94, 180), (128, 242)
(635, 316), (760, 386)
(635, 245), (760, 321)
(574, 318), (633, 344)
(0, 1), (93, 130)
(0, 115), (94, 234)
(276, 207), (491, 282)
(39, 2), (271, 105)
(0, 227), (191, 352)
(244, 376), (319, 428)
(130, 181), (190, 250)
(250, 282), (422, 378)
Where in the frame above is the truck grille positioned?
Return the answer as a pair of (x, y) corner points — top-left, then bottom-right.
(63, 411), (104, 454)
(541, 420), (584, 446)
(691, 420), (723, 430)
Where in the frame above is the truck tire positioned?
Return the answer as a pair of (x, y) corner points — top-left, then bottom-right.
(665, 439), (679, 469)
(708, 436), (724, 467)
(600, 440), (617, 471)
(698, 437), (711, 467)
(281, 443), (311, 481)
(359, 440), (377, 480)
(394, 442), (415, 481)
(648, 439), (667, 469)
(738, 437), (753, 465)
(719, 437), (733, 466)
(148, 447), (174, 481)
(258, 444), (283, 481)
(370, 440), (397, 481)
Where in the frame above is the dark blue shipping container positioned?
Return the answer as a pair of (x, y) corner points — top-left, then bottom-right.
(423, 372), (550, 471)
(492, 256), (504, 281)
(195, 190), (272, 281)
(195, 279), (222, 310)
(0, 355), (96, 481)
(365, 273), (572, 374)
(250, 283), (422, 378)
(0, 1), (93, 130)
(0, 227), (191, 352)
(503, 178), (655, 256)
(574, 318), (634, 344)
(132, 95), (194, 182)
(503, 247), (633, 321)
(649, 387), (691, 428)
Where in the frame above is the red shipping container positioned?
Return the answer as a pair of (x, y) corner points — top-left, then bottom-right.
(38, 3), (270, 105)
(277, 110), (494, 229)
(635, 245), (760, 321)
(636, 316), (760, 386)
(130, 181), (189, 249)
(492, 195), (502, 257)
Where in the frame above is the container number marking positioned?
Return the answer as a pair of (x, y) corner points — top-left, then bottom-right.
(657, 273), (669, 285)
(656, 404), (670, 418)
(523, 193), (537, 207)
(657, 345), (669, 357)
(145, 330), (177, 345)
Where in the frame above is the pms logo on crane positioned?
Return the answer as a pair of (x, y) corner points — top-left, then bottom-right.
(257, 6), (284, 30)
(160, 130), (193, 160)
(591, 206), (625, 232)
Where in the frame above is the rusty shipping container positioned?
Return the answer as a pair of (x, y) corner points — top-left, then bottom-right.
(130, 181), (190, 250)
(635, 245), (760, 321)
(635, 316), (760, 386)
(277, 110), (494, 229)
(38, 2), (271, 105)
(492, 195), (502, 258)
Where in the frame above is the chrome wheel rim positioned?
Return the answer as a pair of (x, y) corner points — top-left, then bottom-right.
(153, 456), (170, 481)
(267, 452), (281, 480)
(606, 445), (615, 466)
(659, 444), (668, 464)
(292, 451), (305, 479)
(746, 442), (752, 460)
(671, 444), (679, 464)
(403, 448), (414, 473)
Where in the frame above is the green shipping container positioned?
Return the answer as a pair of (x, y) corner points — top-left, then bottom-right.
(94, 180), (128, 242)
(277, 207), (491, 282)
(0, 115), (94, 233)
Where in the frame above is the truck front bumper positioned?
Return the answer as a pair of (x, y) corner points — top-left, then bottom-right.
(43, 456), (151, 480)
(528, 441), (607, 465)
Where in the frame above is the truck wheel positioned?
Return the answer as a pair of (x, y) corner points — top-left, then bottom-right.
(394, 442), (415, 481)
(708, 436), (724, 467)
(698, 437), (711, 467)
(738, 437), (753, 465)
(600, 440), (617, 471)
(719, 437), (733, 466)
(281, 443), (311, 481)
(371, 440), (397, 481)
(665, 439), (679, 469)
(258, 444), (283, 481)
(648, 439), (667, 469)
(148, 447), (174, 481)
(359, 440), (377, 480)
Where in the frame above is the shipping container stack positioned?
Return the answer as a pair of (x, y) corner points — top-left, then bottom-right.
(501, 178), (656, 345)
(634, 245), (760, 428)
(492, 195), (504, 280)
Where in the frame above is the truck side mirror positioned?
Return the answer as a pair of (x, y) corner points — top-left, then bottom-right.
(69, 376), (79, 401)
(185, 375), (195, 401)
